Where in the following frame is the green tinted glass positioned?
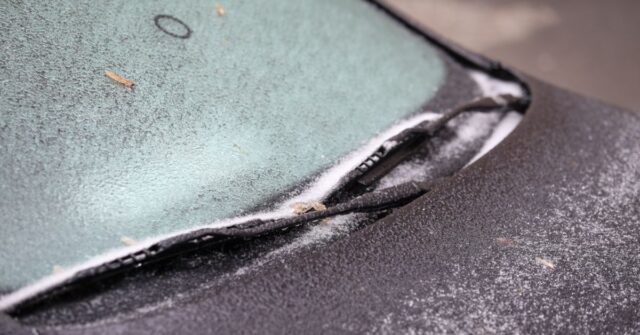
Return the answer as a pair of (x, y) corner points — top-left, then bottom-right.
(0, 0), (445, 290)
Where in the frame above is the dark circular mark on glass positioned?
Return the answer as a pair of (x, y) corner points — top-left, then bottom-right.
(154, 15), (192, 39)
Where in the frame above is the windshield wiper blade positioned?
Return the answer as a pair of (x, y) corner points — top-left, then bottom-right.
(218, 95), (524, 238)
(7, 178), (446, 313)
(328, 94), (524, 201)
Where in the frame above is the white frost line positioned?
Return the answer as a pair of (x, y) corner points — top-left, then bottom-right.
(464, 70), (525, 165)
(0, 112), (441, 312)
(467, 111), (523, 165)
(0, 71), (526, 312)
(234, 213), (360, 277)
(470, 70), (524, 98)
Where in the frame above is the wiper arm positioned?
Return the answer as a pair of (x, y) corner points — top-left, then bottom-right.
(220, 178), (445, 237)
(220, 95), (524, 239)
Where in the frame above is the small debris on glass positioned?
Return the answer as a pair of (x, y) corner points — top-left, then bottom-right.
(233, 143), (248, 155)
(215, 3), (225, 16)
(105, 70), (134, 88)
(291, 201), (327, 215)
(535, 257), (556, 270)
(496, 237), (515, 246)
(52, 265), (64, 274)
(120, 236), (138, 246)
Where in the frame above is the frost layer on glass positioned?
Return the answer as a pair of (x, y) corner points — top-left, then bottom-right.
(0, 0), (445, 289)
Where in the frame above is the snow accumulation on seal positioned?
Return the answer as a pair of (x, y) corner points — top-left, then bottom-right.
(0, 71), (525, 312)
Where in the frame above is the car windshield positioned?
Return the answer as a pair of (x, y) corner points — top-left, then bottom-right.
(0, 0), (445, 290)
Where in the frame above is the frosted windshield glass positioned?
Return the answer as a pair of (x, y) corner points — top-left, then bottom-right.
(0, 0), (445, 290)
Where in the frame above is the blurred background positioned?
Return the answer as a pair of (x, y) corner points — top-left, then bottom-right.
(387, 0), (640, 111)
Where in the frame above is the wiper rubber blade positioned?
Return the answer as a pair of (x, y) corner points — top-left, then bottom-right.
(329, 94), (524, 200)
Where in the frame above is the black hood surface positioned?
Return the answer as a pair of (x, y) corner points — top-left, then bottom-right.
(18, 76), (638, 334)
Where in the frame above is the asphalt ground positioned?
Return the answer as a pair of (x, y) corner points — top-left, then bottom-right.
(388, 0), (640, 112)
